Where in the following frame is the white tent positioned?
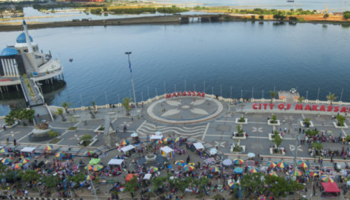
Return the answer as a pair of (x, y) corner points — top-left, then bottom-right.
(150, 135), (163, 140)
(107, 159), (124, 166)
(143, 174), (152, 180)
(193, 142), (204, 150)
(21, 147), (36, 153)
(160, 146), (174, 159)
(120, 145), (135, 153)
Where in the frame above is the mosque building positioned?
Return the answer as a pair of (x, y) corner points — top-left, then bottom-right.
(0, 20), (64, 93)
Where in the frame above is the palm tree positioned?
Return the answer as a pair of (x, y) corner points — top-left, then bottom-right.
(61, 101), (72, 114)
(270, 91), (276, 103)
(122, 97), (132, 116)
(55, 108), (66, 122)
(91, 101), (97, 113)
(326, 93), (337, 105)
(298, 96), (304, 103)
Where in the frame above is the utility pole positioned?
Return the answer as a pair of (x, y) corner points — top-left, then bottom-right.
(125, 52), (137, 106)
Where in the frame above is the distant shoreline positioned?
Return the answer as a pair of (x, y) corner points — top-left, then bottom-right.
(0, 14), (349, 32)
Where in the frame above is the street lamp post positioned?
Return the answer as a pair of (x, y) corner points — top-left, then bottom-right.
(125, 52), (137, 107)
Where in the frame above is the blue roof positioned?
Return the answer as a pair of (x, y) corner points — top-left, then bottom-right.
(16, 32), (33, 43)
(0, 47), (19, 56)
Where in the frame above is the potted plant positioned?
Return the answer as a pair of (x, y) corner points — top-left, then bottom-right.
(303, 118), (311, 127)
(236, 125), (244, 137)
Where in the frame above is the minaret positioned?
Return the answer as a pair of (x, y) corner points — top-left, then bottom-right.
(23, 20), (33, 53)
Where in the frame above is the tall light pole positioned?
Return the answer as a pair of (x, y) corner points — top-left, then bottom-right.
(125, 52), (137, 107)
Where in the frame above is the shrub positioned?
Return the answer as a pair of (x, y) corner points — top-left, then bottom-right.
(48, 130), (58, 137)
(238, 117), (245, 122)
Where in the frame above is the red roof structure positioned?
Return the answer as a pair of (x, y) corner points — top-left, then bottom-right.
(125, 174), (138, 182)
(322, 182), (340, 193)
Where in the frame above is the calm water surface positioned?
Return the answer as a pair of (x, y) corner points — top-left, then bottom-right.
(0, 21), (349, 114)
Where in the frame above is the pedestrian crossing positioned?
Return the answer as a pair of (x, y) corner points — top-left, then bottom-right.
(136, 120), (207, 137)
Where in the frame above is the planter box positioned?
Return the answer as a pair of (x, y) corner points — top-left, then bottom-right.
(4, 121), (19, 129)
(269, 147), (285, 155)
(235, 118), (248, 125)
(230, 145), (246, 153)
(333, 122), (348, 129)
(268, 120), (280, 126)
(232, 132), (247, 140)
(94, 125), (105, 133)
(268, 133), (283, 141)
(300, 121), (314, 128)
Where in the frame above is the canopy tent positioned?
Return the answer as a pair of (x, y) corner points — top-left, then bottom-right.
(193, 142), (204, 150)
(120, 145), (135, 153)
(322, 182), (340, 193)
(125, 174), (138, 182)
(160, 146), (174, 159)
(21, 147), (36, 153)
(89, 158), (101, 165)
(143, 174), (152, 180)
(107, 159), (124, 166)
(150, 135), (163, 140)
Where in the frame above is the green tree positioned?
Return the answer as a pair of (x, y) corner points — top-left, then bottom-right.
(259, 15), (264, 20)
(312, 142), (323, 151)
(326, 93), (337, 105)
(236, 125), (244, 135)
(124, 176), (138, 196)
(323, 13), (329, 20)
(122, 97), (132, 116)
(48, 129), (58, 137)
(61, 101), (72, 114)
(343, 11), (350, 19)
(80, 134), (92, 146)
(69, 115), (78, 128)
(337, 115), (346, 126)
(55, 108), (66, 122)
(298, 96), (304, 103)
(271, 114), (277, 123)
(272, 131), (282, 149)
(18, 170), (40, 185)
(152, 176), (167, 191)
(68, 172), (85, 184)
(305, 129), (319, 137)
(41, 175), (60, 189)
(265, 175), (303, 197)
(270, 91), (276, 103)
(303, 118), (311, 127)
(4, 114), (15, 126)
(91, 101), (97, 112)
(241, 173), (265, 196)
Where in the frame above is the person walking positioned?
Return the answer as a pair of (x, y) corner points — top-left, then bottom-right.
(13, 139), (16, 146)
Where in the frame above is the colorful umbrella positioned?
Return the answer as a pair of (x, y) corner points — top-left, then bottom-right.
(184, 165), (195, 172)
(266, 161), (277, 168)
(209, 166), (220, 172)
(232, 159), (244, 165)
(19, 158), (30, 164)
(85, 165), (94, 171)
(2, 158), (12, 164)
(93, 165), (104, 171)
(155, 140), (163, 145)
(293, 170), (303, 177)
(269, 172), (278, 177)
(149, 167), (159, 173)
(12, 163), (22, 169)
(55, 152), (65, 158)
(188, 163), (195, 166)
(259, 195), (267, 200)
(298, 161), (309, 168)
(228, 181), (235, 189)
(0, 149), (8, 153)
(321, 175), (334, 183)
(89, 158), (101, 165)
(277, 161), (287, 168)
(44, 145), (53, 151)
(163, 137), (172, 143)
(309, 171), (319, 177)
(175, 137), (184, 143)
(249, 167), (259, 173)
(85, 175), (94, 181)
(120, 139), (129, 146)
(175, 160), (184, 166)
(131, 132), (138, 137)
(234, 167), (244, 174)
(84, 151), (94, 156)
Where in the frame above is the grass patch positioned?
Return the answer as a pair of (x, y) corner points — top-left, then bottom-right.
(49, 138), (61, 144)
(68, 127), (77, 130)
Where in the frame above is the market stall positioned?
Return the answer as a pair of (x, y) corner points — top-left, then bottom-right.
(120, 145), (135, 155)
(160, 146), (174, 159)
(193, 142), (204, 150)
(321, 182), (340, 198)
(108, 159), (125, 167)
(150, 135), (163, 141)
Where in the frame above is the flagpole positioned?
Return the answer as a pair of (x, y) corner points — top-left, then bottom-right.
(125, 52), (137, 107)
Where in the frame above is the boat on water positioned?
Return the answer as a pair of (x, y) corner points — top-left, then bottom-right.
(0, 20), (64, 92)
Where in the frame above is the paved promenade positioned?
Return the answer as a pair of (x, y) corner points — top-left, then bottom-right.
(1, 96), (350, 199)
